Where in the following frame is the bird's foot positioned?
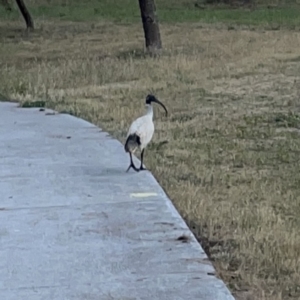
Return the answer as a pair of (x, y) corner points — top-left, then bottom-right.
(126, 163), (140, 173)
(139, 165), (147, 171)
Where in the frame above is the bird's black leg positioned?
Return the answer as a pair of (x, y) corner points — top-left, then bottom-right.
(126, 153), (139, 172)
(139, 149), (147, 171)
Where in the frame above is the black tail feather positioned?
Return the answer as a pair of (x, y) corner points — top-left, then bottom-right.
(124, 133), (141, 153)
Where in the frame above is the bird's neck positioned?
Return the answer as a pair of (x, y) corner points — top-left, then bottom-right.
(146, 104), (153, 119)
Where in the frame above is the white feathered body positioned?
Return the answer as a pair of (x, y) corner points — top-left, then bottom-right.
(127, 115), (154, 149)
(125, 105), (154, 153)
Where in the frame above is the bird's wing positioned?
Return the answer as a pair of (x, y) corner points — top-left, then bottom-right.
(127, 116), (152, 142)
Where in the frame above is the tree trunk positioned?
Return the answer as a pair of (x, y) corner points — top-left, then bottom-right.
(15, 0), (34, 30)
(138, 0), (162, 53)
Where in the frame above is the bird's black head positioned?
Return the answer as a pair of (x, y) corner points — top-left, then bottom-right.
(146, 94), (157, 105)
(145, 94), (168, 117)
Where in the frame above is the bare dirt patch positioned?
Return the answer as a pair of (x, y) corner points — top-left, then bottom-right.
(1, 21), (300, 299)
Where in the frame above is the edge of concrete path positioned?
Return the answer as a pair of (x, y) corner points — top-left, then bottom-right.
(6, 101), (236, 300)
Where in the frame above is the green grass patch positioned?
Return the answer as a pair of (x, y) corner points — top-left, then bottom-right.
(20, 100), (46, 108)
(273, 112), (300, 129)
(1, 0), (300, 27)
(0, 92), (10, 102)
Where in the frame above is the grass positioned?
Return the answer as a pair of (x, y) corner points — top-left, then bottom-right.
(1, 1), (300, 299)
(2, 0), (300, 27)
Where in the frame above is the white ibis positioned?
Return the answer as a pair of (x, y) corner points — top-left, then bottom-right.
(124, 94), (168, 172)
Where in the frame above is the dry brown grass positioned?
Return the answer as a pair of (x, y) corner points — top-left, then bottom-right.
(1, 20), (300, 300)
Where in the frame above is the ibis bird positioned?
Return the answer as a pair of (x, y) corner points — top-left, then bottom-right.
(124, 94), (168, 172)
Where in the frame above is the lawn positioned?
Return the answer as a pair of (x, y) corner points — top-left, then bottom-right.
(1, 0), (300, 299)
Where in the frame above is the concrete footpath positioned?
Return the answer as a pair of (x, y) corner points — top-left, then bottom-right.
(0, 102), (235, 300)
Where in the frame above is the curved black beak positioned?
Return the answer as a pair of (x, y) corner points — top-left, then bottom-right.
(151, 97), (168, 117)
